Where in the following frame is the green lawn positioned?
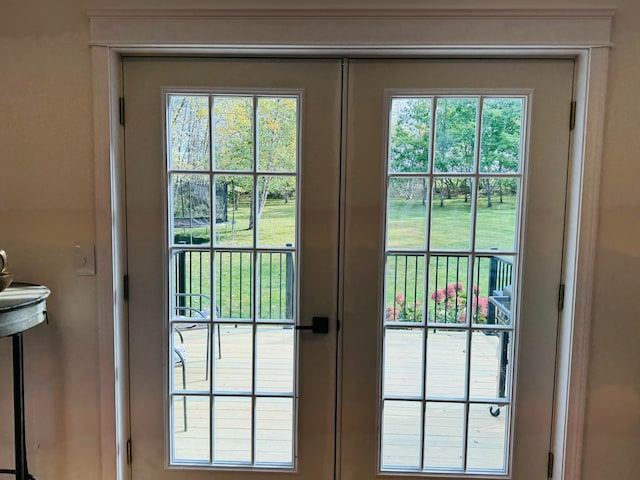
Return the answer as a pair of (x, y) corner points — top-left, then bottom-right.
(174, 192), (516, 323)
(174, 197), (296, 320)
(385, 191), (516, 323)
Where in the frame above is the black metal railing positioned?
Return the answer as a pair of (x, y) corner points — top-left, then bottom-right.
(486, 254), (513, 326)
(175, 249), (512, 325)
(385, 253), (513, 324)
(174, 248), (295, 321)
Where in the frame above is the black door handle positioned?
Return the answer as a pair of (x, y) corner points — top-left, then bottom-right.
(295, 316), (329, 334)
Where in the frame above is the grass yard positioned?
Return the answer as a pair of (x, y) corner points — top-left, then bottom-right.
(388, 192), (517, 251)
(174, 191), (517, 323)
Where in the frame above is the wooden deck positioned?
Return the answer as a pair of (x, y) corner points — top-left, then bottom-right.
(171, 325), (508, 471)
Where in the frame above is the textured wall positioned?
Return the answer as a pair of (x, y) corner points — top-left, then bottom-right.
(0, 0), (638, 478)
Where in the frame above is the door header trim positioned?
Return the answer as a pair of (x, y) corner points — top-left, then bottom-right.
(89, 9), (613, 49)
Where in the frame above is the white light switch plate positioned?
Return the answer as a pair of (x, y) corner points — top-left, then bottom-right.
(74, 244), (96, 276)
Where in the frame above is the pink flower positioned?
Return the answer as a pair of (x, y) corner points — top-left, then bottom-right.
(458, 311), (467, 323)
(395, 293), (405, 305)
(477, 297), (488, 317)
(431, 288), (445, 303)
(386, 306), (401, 321)
(471, 296), (489, 318)
(472, 285), (481, 295)
(446, 282), (464, 298)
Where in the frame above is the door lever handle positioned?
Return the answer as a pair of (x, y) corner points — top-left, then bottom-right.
(295, 316), (329, 334)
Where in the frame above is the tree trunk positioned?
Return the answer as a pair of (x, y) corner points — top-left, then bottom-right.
(248, 195), (255, 230)
(422, 178), (427, 206)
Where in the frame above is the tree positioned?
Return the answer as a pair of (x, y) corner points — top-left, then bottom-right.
(169, 95), (299, 238)
(388, 96), (522, 208)
(249, 97), (297, 230)
(388, 98), (431, 205)
(169, 95), (210, 170)
(389, 98), (431, 174)
(433, 98), (477, 176)
(479, 98), (522, 207)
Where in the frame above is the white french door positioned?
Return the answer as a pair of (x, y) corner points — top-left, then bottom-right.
(123, 57), (573, 480)
(340, 59), (573, 479)
(123, 57), (343, 480)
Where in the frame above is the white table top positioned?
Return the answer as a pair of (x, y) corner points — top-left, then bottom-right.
(0, 283), (50, 337)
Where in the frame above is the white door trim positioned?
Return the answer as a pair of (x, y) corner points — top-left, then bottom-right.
(90, 9), (612, 480)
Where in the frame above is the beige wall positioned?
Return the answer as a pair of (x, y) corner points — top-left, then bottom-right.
(0, 0), (638, 478)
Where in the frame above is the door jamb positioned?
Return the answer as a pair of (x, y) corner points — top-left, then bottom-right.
(90, 10), (612, 480)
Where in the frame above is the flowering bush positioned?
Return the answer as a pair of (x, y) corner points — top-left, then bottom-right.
(430, 282), (488, 324)
(386, 292), (423, 322)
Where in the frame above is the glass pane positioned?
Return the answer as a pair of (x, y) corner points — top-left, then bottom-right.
(385, 254), (425, 323)
(214, 396), (252, 463)
(470, 330), (510, 400)
(480, 97), (524, 174)
(257, 175), (296, 247)
(389, 97), (431, 173)
(255, 397), (294, 465)
(434, 98), (478, 173)
(214, 175), (253, 247)
(476, 178), (519, 251)
(257, 251), (295, 322)
(214, 251), (252, 321)
(467, 403), (508, 471)
(427, 255), (469, 325)
(256, 325), (294, 394)
(172, 250), (212, 314)
(213, 96), (253, 171)
(472, 255), (514, 327)
(257, 97), (298, 172)
(172, 324), (209, 392)
(425, 329), (468, 398)
(172, 395), (210, 462)
(430, 178), (473, 250)
(424, 402), (464, 470)
(387, 177), (428, 249)
(169, 95), (210, 171)
(214, 324), (252, 393)
(381, 400), (421, 469)
(171, 173), (211, 246)
(383, 328), (423, 397)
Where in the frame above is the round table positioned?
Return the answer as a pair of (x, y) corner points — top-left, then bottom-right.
(0, 283), (50, 480)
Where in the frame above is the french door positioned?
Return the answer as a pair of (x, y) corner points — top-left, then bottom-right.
(123, 57), (573, 480)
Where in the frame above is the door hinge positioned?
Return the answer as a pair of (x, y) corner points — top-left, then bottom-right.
(126, 438), (132, 465)
(119, 97), (125, 126)
(123, 274), (129, 301)
(547, 451), (554, 478)
(558, 283), (565, 311)
(569, 100), (576, 130)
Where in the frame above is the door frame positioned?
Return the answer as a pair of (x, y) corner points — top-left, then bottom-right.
(89, 8), (613, 480)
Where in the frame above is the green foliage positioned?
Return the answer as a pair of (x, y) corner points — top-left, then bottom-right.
(388, 96), (523, 208)
(389, 98), (431, 173)
(169, 95), (210, 170)
(170, 95), (299, 232)
(480, 98), (522, 173)
(213, 96), (253, 170)
(434, 98), (477, 173)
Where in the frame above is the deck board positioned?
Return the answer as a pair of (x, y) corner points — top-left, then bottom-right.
(171, 326), (507, 470)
